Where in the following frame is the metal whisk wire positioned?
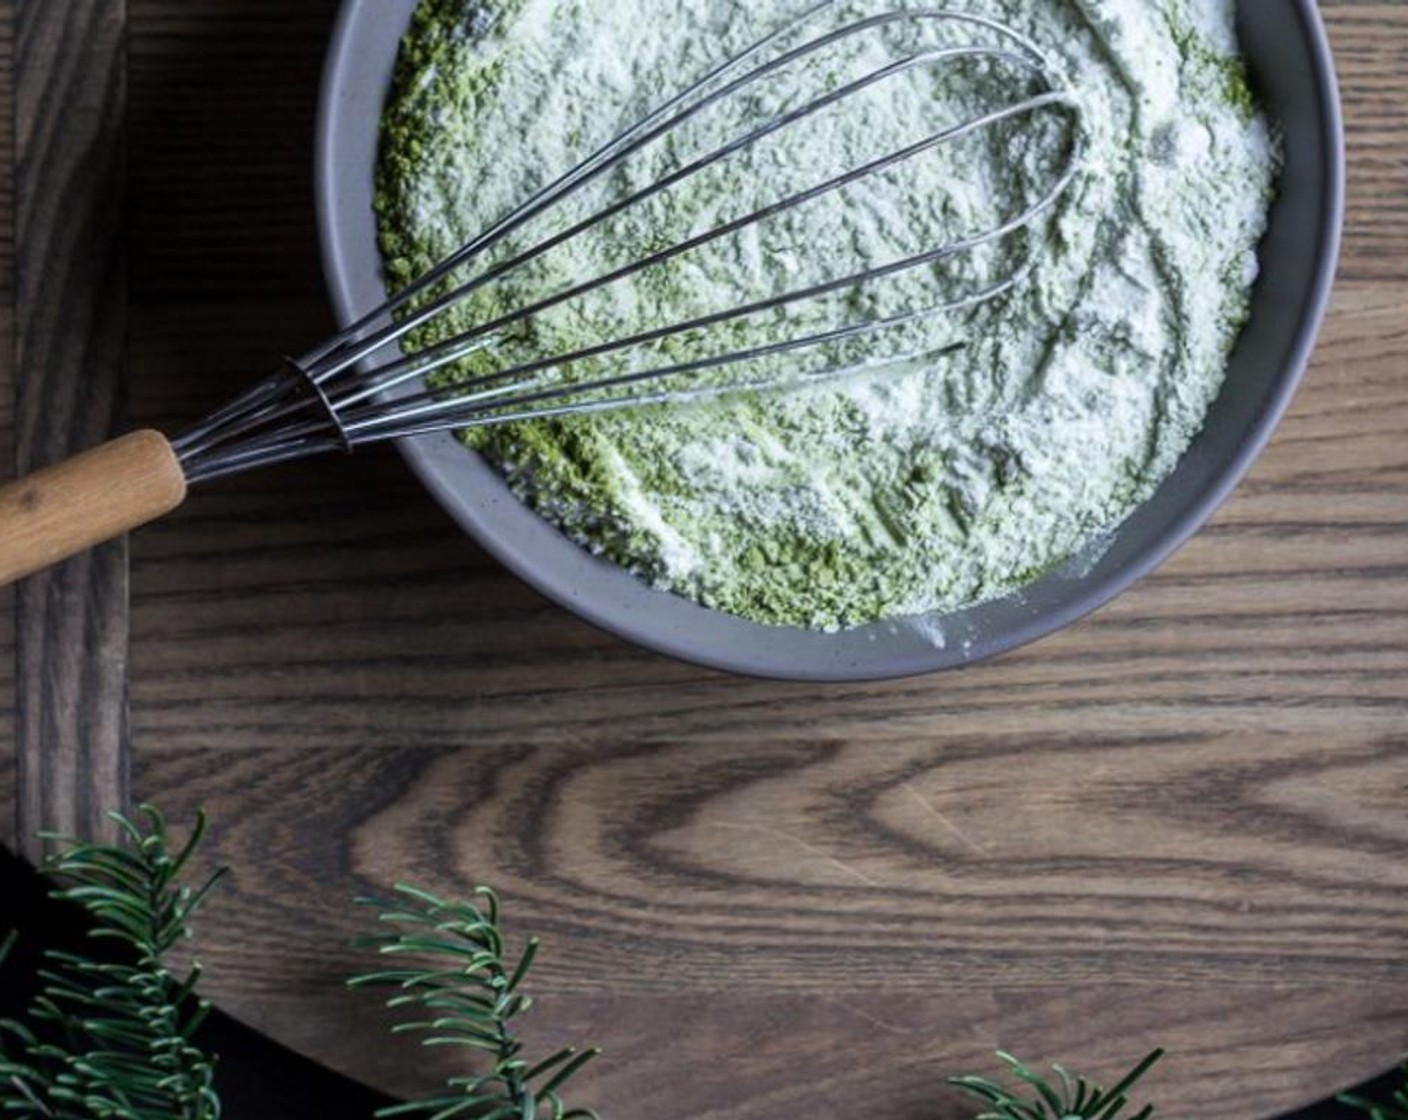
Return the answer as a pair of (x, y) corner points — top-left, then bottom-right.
(174, 5), (1083, 485)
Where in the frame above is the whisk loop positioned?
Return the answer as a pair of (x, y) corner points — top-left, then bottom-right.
(175, 5), (1084, 484)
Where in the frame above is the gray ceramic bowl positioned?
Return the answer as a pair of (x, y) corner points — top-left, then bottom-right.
(316, 1), (1344, 681)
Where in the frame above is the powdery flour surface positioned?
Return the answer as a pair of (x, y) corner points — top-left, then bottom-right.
(377, 0), (1276, 630)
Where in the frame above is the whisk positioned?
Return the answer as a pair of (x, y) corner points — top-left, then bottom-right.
(0, 4), (1082, 588)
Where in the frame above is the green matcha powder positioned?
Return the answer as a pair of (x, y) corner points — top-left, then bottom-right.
(376, 0), (1276, 630)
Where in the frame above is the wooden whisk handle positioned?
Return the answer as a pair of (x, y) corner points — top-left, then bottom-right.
(0, 431), (188, 587)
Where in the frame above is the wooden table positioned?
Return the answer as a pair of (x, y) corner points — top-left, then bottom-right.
(3, 3), (1407, 1116)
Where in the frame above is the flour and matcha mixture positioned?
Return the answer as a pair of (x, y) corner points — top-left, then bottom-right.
(376, 0), (1276, 630)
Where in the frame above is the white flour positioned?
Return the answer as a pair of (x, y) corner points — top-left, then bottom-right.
(377, 0), (1277, 629)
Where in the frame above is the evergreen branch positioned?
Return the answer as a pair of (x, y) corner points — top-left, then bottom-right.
(4, 803), (1184, 1120)
(1343, 1071), (1408, 1120)
(0, 806), (226, 1120)
(951, 1050), (1163, 1120)
(350, 885), (600, 1120)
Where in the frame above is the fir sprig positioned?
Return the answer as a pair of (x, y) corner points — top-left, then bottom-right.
(1, 801), (1183, 1120)
(951, 1049), (1164, 1120)
(1343, 1073), (1408, 1120)
(349, 884), (599, 1120)
(0, 807), (226, 1120)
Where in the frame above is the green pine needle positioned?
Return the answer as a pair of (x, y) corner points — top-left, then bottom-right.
(0, 806), (226, 1120)
(4, 805), (1182, 1120)
(1342, 1071), (1408, 1120)
(951, 1049), (1164, 1120)
(349, 885), (599, 1120)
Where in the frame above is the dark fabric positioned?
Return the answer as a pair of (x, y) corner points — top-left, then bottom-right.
(1281, 1070), (1404, 1120)
(0, 844), (394, 1118)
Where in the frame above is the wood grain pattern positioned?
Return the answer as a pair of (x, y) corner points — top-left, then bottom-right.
(0, 7), (15, 848)
(12, 0), (132, 858)
(2, 0), (1407, 1117)
(1331, 1), (1408, 282)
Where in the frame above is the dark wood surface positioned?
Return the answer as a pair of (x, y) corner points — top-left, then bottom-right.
(0, 8), (13, 840)
(12, 1), (130, 859)
(5, 2), (1408, 1117)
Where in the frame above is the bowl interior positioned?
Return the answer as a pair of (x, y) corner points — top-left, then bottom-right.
(316, 0), (1343, 681)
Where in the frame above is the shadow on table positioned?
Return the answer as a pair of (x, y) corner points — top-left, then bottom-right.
(0, 844), (393, 1118)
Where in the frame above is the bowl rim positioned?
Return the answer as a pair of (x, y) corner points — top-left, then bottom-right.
(315, 0), (1346, 682)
